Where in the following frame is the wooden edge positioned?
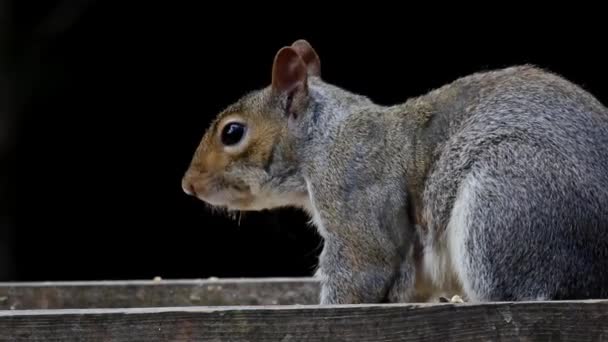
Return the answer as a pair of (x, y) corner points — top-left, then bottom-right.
(0, 277), (319, 287)
(1, 300), (607, 341)
(2, 298), (607, 315)
(0, 277), (321, 309)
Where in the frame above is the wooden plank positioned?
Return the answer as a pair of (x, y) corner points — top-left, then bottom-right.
(1, 300), (607, 341)
(0, 278), (320, 309)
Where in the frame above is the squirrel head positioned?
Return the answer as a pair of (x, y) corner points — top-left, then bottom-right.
(181, 40), (321, 211)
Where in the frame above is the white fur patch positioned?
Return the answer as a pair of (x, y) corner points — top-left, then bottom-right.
(446, 172), (481, 300)
(304, 180), (328, 238)
(421, 235), (453, 289)
(417, 172), (480, 300)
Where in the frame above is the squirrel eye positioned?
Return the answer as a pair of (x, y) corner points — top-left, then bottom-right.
(221, 122), (246, 146)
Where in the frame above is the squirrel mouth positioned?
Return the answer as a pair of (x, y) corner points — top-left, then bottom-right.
(196, 186), (254, 210)
(184, 174), (252, 208)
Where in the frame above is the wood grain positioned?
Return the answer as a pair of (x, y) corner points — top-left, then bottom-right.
(0, 278), (320, 309)
(1, 300), (607, 341)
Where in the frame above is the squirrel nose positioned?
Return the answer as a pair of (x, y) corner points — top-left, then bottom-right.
(181, 177), (196, 196)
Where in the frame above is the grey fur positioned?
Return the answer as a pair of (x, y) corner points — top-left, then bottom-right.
(183, 52), (608, 305)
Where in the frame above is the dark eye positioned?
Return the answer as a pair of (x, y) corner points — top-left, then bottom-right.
(221, 122), (246, 146)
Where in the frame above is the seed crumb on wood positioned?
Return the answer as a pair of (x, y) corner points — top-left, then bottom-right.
(439, 295), (465, 303)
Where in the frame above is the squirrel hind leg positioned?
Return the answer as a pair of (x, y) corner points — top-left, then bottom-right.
(448, 144), (608, 302)
(448, 171), (556, 302)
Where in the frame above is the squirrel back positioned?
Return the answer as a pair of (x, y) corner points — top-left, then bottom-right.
(182, 40), (608, 303)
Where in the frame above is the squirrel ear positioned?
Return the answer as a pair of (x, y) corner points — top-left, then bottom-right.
(271, 47), (308, 96)
(291, 39), (321, 77)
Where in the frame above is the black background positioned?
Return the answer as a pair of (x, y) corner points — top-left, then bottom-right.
(9, 4), (607, 281)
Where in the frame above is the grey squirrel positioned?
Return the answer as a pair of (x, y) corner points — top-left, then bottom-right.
(182, 40), (608, 304)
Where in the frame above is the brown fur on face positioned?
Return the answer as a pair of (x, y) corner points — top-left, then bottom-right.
(181, 93), (288, 211)
(182, 40), (318, 211)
